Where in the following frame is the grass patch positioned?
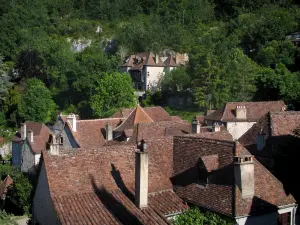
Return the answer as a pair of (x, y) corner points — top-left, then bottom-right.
(164, 107), (203, 122)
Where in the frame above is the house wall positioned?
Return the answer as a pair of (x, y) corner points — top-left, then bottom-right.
(12, 142), (22, 166)
(226, 122), (256, 140)
(235, 205), (296, 225)
(21, 141), (35, 173)
(35, 153), (41, 166)
(33, 162), (59, 225)
(144, 66), (165, 89)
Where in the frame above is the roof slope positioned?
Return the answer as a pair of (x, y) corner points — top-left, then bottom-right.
(43, 137), (187, 224)
(172, 136), (295, 217)
(205, 101), (285, 122)
(72, 118), (122, 148)
(239, 111), (300, 157)
(13, 122), (51, 153)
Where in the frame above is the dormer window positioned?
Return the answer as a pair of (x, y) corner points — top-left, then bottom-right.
(256, 134), (265, 151)
(59, 137), (63, 145)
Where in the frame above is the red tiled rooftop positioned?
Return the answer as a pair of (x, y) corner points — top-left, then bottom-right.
(205, 101), (285, 122)
(172, 136), (295, 217)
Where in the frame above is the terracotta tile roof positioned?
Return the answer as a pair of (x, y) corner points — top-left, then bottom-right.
(0, 175), (13, 198)
(239, 111), (300, 157)
(205, 101), (286, 122)
(172, 136), (295, 217)
(143, 107), (172, 122)
(130, 120), (191, 143)
(121, 52), (165, 70)
(184, 129), (233, 141)
(12, 122), (51, 153)
(59, 114), (80, 123)
(43, 137), (186, 224)
(170, 116), (183, 121)
(44, 138), (174, 196)
(200, 154), (219, 172)
(163, 56), (178, 67)
(71, 118), (122, 148)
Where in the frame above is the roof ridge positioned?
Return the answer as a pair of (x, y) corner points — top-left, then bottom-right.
(133, 105), (154, 124)
(174, 136), (235, 145)
(77, 118), (121, 123)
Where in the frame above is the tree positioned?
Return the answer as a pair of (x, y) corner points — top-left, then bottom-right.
(0, 54), (13, 103)
(160, 68), (190, 92)
(90, 72), (136, 118)
(174, 207), (234, 225)
(0, 165), (32, 215)
(18, 78), (57, 123)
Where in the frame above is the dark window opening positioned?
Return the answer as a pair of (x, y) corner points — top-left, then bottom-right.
(59, 137), (63, 145)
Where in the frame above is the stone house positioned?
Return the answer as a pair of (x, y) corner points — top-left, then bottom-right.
(172, 136), (297, 225)
(32, 137), (188, 225)
(238, 111), (300, 205)
(203, 101), (286, 140)
(12, 122), (51, 173)
(119, 52), (188, 91)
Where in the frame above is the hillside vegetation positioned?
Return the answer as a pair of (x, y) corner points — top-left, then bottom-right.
(0, 0), (300, 127)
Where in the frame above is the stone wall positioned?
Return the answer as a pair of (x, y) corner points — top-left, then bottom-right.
(226, 121), (256, 140)
(21, 142), (35, 173)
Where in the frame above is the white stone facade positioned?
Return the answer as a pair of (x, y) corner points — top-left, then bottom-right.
(226, 121), (256, 140)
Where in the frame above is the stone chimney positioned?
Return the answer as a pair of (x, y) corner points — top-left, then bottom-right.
(105, 123), (113, 141)
(49, 135), (59, 155)
(28, 130), (34, 143)
(67, 114), (77, 132)
(21, 123), (27, 140)
(234, 153), (254, 199)
(192, 120), (201, 134)
(236, 106), (247, 119)
(135, 139), (148, 209)
(213, 124), (221, 132)
(155, 54), (159, 64)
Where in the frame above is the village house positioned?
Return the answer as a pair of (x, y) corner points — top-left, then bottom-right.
(238, 111), (300, 206)
(203, 101), (286, 140)
(173, 136), (297, 225)
(12, 122), (51, 173)
(119, 52), (188, 91)
(12, 106), (199, 173)
(32, 137), (188, 225)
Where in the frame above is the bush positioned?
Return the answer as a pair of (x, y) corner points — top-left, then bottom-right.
(174, 208), (234, 225)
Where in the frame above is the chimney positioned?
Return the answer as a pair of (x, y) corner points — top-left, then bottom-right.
(21, 123), (27, 140)
(192, 120), (201, 134)
(28, 130), (34, 143)
(236, 106), (247, 119)
(49, 135), (59, 155)
(213, 125), (221, 132)
(135, 139), (148, 209)
(234, 146), (254, 199)
(155, 54), (159, 64)
(105, 123), (113, 141)
(67, 114), (77, 132)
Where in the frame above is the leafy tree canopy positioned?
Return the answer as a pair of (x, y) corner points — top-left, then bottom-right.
(18, 78), (57, 123)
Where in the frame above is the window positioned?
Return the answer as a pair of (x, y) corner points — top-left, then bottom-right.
(256, 134), (265, 151)
(59, 137), (63, 145)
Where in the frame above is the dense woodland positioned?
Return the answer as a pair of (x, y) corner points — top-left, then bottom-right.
(0, 0), (300, 131)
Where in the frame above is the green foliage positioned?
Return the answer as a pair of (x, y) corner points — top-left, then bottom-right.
(174, 207), (234, 225)
(161, 68), (190, 92)
(18, 78), (57, 123)
(0, 211), (17, 225)
(164, 107), (201, 123)
(0, 165), (32, 215)
(90, 72), (136, 117)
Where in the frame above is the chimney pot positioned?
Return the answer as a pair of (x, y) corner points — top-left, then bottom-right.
(21, 123), (27, 140)
(192, 120), (201, 134)
(67, 114), (77, 132)
(48, 135), (59, 155)
(236, 106), (247, 119)
(135, 146), (148, 209)
(234, 154), (254, 199)
(105, 123), (113, 141)
(28, 130), (34, 143)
